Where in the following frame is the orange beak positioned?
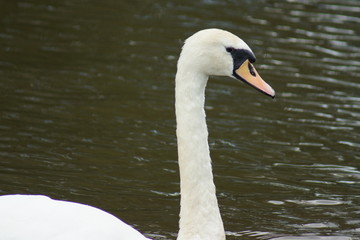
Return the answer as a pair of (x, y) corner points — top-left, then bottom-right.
(235, 60), (275, 98)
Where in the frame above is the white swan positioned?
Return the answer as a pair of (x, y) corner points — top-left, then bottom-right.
(0, 28), (274, 240)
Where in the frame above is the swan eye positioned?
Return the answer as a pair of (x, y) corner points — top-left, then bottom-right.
(226, 47), (235, 53)
(248, 62), (256, 77)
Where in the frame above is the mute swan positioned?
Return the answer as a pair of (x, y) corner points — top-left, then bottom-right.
(0, 28), (274, 240)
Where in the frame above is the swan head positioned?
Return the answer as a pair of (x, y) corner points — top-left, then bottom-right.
(179, 28), (275, 98)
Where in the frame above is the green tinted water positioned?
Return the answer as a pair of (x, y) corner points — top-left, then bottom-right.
(0, 0), (359, 239)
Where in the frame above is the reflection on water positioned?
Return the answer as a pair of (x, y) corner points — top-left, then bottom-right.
(0, 0), (359, 239)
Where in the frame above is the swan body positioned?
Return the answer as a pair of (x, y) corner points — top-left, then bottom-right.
(0, 29), (274, 240)
(0, 194), (149, 240)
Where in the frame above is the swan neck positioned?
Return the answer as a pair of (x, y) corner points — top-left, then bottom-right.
(175, 68), (225, 240)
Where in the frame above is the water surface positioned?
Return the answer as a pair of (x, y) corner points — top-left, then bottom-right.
(0, 0), (359, 239)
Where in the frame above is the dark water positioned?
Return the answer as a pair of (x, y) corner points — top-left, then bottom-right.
(0, 0), (359, 239)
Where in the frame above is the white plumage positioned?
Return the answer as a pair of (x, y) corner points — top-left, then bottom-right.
(0, 195), (149, 240)
(0, 29), (274, 240)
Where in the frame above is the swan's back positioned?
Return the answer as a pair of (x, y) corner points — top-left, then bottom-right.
(0, 194), (149, 240)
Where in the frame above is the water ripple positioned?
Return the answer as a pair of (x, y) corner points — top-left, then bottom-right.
(1, 0), (360, 239)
